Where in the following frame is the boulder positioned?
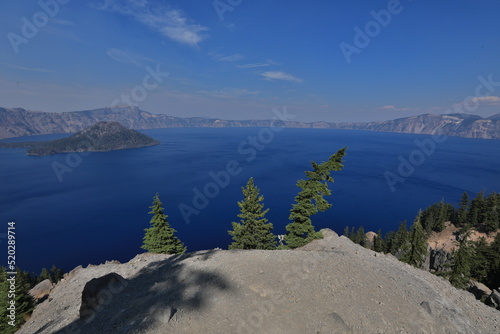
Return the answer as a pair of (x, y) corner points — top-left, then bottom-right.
(79, 273), (128, 319)
(467, 280), (492, 300)
(428, 248), (453, 272)
(29, 279), (54, 301)
(486, 289), (500, 310)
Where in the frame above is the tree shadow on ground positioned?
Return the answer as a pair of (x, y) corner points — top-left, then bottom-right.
(52, 250), (232, 334)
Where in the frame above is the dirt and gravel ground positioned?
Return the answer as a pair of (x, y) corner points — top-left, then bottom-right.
(17, 229), (500, 334)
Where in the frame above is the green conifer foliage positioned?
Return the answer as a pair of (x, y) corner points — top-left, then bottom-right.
(353, 226), (365, 245)
(449, 230), (473, 289)
(402, 211), (428, 268)
(50, 265), (64, 283)
(455, 192), (469, 227)
(228, 178), (275, 250)
(373, 229), (385, 252)
(467, 190), (486, 226)
(40, 268), (52, 282)
(141, 193), (186, 254)
(483, 192), (500, 233)
(0, 267), (35, 334)
(343, 226), (350, 238)
(284, 148), (346, 248)
(387, 221), (409, 255)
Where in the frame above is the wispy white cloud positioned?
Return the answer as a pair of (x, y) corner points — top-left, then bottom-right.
(261, 71), (302, 83)
(376, 105), (416, 111)
(238, 59), (280, 69)
(198, 88), (260, 99)
(4, 63), (55, 73)
(468, 96), (500, 105)
(106, 48), (158, 67)
(97, 0), (208, 46)
(210, 53), (245, 62)
(237, 63), (270, 69)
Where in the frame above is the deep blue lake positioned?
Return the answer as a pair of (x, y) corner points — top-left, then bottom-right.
(1, 128), (499, 273)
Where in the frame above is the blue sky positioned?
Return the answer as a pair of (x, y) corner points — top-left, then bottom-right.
(0, 0), (499, 122)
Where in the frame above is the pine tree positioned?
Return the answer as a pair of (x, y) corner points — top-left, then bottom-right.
(343, 226), (350, 238)
(40, 267), (52, 282)
(467, 190), (485, 226)
(0, 267), (35, 334)
(483, 192), (499, 233)
(485, 234), (500, 289)
(455, 192), (469, 227)
(228, 178), (275, 250)
(388, 221), (409, 255)
(349, 227), (356, 241)
(469, 237), (490, 284)
(353, 226), (365, 245)
(403, 211), (428, 268)
(141, 193), (186, 254)
(284, 147), (346, 248)
(50, 265), (64, 283)
(449, 229), (472, 289)
(373, 229), (385, 252)
(435, 200), (451, 232)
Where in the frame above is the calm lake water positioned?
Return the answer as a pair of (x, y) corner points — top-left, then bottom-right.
(1, 128), (499, 273)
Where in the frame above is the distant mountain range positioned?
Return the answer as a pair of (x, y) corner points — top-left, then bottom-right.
(0, 121), (159, 155)
(1, 106), (499, 140)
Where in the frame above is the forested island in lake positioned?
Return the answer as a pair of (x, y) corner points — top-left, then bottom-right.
(0, 121), (159, 156)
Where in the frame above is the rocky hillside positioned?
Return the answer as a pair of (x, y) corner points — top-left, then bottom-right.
(1, 106), (499, 140)
(0, 122), (159, 155)
(333, 113), (500, 139)
(17, 230), (499, 334)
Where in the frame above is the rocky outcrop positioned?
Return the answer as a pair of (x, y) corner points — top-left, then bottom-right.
(468, 280), (493, 300)
(428, 248), (453, 272)
(331, 113), (500, 139)
(1, 106), (499, 140)
(487, 289), (500, 310)
(17, 230), (500, 334)
(79, 273), (128, 320)
(29, 279), (54, 302)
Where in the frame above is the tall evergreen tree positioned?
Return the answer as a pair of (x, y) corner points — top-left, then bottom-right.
(343, 226), (350, 238)
(50, 265), (64, 283)
(0, 267), (35, 334)
(387, 221), (409, 255)
(403, 211), (428, 268)
(485, 234), (500, 289)
(483, 192), (499, 233)
(40, 267), (52, 282)
(228, 178), (275, 250)
(467, 190), (486, 226)
(455, 192), (469, 227)
(449, 229), (473, 289)
(284, 147), (346, 248)
(349, 226), (356, 241)
(373, 229), (385, 253)
(142, 193), (186, 254)
(469, 237), (490, 284)
(353, 226), (366, 245)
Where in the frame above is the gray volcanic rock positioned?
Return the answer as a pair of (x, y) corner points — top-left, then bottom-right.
(1, 106), (500, 140)
(17, 230), (499, 334)
(79, 273), (128, 320)
(487, 289), (500, 310)
(29, 279), (54, 302)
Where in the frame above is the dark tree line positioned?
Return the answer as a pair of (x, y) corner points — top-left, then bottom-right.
(344, 191), (500, 294)
(0, 265), (65, 333)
